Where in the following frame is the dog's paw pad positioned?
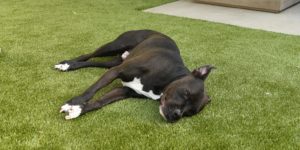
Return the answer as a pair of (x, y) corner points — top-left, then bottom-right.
(64, 105), (82, 120)
(54, 63), (70, 71)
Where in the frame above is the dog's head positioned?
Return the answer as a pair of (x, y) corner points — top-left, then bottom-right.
(160, 65), (215, 122)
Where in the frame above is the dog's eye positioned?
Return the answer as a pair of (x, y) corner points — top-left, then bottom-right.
(183, 89), (190, 100)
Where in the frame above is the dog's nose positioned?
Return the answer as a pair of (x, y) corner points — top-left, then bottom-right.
(173, 110), (181, 119)
(165, 109), (181, 123)
(160, 106), (182, 123)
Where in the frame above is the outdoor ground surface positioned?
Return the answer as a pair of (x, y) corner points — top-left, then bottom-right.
(0, 0), (299, 149)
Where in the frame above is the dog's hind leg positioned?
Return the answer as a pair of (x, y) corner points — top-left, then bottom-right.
(90, 30), (159, 58)
(55, 30), (157, 71)
(54, 41), (126, 71)
(55, 57), (122, 71)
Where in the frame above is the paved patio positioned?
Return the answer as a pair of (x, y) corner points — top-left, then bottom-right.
(145, 0), (300, 36)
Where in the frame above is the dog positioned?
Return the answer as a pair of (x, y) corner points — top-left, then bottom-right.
(55, 29), (215, 122)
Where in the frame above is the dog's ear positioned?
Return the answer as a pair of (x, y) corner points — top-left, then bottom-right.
(192, 65), (215, 80)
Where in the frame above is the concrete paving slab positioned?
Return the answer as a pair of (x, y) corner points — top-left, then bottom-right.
(144, 0), (300, 36)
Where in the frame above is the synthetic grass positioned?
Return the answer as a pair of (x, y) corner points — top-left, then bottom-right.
(0, 0), (299, 149)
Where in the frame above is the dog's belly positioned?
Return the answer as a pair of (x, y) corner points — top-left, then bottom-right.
(121, 77), (162, 100)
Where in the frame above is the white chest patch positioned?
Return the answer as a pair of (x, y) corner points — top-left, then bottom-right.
(122, 77), (162, 100)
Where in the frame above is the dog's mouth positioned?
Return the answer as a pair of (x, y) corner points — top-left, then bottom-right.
(159, 99), (166, 120)
(160, 95), (181, 122)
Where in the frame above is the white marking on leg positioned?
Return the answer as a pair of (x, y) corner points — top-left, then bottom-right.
(65, 105), (82, 120)
(122, 77), (162, 100)
(54, 63), (70, 71)
(159, 106), (167, 121)
(121, 51), (130, 60)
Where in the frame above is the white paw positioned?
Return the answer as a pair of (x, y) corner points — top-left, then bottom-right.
(60, 103), (72, 113)
(121, 51), (130, 60)
(65, 105), (82, 120)
(54, 63), (70, 71)
(60, 104), (82, 120)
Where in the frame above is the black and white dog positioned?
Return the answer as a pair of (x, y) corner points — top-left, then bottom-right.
(55, 30), (215, 122)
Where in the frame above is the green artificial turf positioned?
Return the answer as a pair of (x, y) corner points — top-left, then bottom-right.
(0, 0), (299, 149)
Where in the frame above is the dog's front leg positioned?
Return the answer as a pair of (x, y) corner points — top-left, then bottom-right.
(63, 87), (135, 120)
(80, 87), (135, 114)
(60, 67), (120, 119)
